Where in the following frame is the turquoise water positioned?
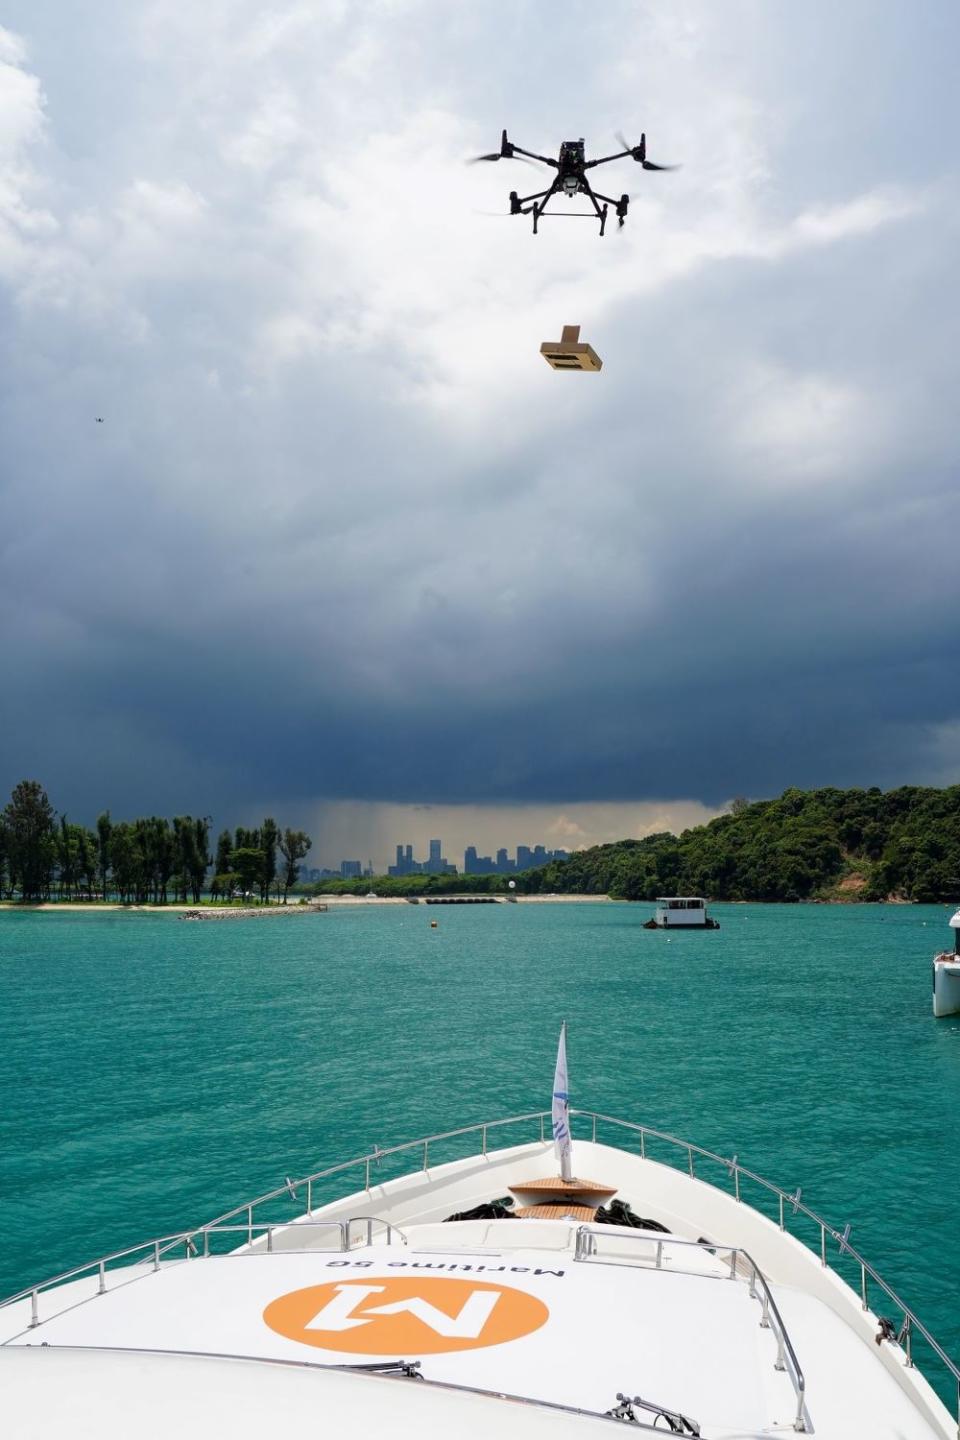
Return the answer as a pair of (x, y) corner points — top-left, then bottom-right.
(2, 901), (959, 1391)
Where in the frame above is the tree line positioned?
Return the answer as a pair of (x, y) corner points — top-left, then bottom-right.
(6, 779), (957, 906)
(0, 780), (311, 904)
(515, 785), (960, 903)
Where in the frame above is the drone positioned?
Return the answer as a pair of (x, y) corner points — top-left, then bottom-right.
(470, 130), (677, 235)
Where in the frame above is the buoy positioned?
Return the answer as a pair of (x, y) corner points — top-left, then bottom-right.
(430, 920), (438, 928)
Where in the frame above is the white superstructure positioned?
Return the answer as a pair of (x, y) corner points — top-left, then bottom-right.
(2, 1108), (958, 1440)
(646, 897), (719, 929)
(932, 907), (960, 1017)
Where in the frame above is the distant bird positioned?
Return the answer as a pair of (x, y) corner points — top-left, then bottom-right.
(95, 417), (104, 423)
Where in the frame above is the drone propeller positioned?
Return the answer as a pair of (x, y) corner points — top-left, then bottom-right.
(468, 127), (549, 169)
(466, 152), (546, 169)
(615, 130), (679, 170)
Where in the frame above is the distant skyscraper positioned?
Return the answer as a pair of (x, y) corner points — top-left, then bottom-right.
(461, 840), (569, 875)
(423, 838), (455, 875)
(389, 843), (421, 877)
(388, 841), (455, 877)
(340, 860), (362, 878)
(464, 846), (494, 875)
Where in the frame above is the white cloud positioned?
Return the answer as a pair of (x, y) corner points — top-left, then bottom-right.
(120, 178), (207, 228)
(789, 190), (921, 247)
(728, 363), (875, 488)
(0, 27), (55, 276)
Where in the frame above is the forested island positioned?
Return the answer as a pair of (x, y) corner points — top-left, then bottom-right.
(2, 780), (958, 905)
(516, 786), (960, 903)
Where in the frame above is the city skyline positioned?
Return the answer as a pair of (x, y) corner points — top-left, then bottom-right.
(304, 836), (573, 880)
(463, 843), (569, 876)
(292, 800), (723, 879)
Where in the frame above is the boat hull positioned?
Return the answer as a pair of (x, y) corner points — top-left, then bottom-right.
(933, 956), (960, 1017)
(643, 918), (720, 929)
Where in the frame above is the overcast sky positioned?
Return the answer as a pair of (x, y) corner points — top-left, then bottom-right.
(2, 1), (958, 867)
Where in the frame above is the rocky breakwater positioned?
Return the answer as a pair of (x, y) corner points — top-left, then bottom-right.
(180, 904), (327, 921)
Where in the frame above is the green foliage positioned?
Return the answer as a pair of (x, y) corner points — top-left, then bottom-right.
(214, 829), (233, 877)
(3, 780), (57, 901)
(301, 871), (515, 898)
(260, 817), (279, 903)
(278, 829), (312, 902)
(0, 781), (301, 905)
(514, 786), (960, 903)
(210, 872), (239, 903)
(230, 846), (267, 899)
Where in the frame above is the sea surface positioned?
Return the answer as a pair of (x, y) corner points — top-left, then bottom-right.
(2, 901), (959, 1396)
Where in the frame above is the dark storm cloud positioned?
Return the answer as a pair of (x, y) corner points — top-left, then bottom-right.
(1, 1), (959, 830)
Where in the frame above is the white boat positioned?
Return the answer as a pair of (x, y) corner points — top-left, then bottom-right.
(644, 896), (720, 929)
(932, 907), (960, 1017)
(2, 1038), (958, 1439)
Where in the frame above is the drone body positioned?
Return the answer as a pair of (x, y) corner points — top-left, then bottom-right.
(472, 130), (676, 235)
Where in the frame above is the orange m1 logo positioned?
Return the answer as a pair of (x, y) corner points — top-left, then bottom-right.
(263, 1275), (550, 1354)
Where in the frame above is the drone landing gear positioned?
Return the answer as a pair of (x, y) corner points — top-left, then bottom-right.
(510, 182), (616, 235)
(582, 187), (609, 236)
(510, 182), (554, 230)
(590, 187), (628, 231)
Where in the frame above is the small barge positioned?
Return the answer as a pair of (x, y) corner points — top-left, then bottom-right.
(643, 896), (720, 930)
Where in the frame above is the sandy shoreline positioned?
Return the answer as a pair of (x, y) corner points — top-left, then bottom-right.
(0, 894), (614, 913)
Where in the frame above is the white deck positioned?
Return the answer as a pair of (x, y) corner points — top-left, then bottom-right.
(2, 1243), (776, 1430)
(0, 1347), (612, 1440)
(3, 1138), (956, 1439)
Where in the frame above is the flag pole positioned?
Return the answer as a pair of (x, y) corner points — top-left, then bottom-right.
(552, 1020), (573, 1182)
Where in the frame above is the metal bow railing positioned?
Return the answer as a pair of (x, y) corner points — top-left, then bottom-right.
(576, 1227), (806, 1431)
(1, 1106), (957, 1432)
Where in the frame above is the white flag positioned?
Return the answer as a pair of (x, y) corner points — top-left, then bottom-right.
(552, 1022), (572, 1181)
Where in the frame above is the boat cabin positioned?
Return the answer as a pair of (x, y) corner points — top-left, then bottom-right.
(645, 897), (719, 930)
(932, 908), (960, 1017)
